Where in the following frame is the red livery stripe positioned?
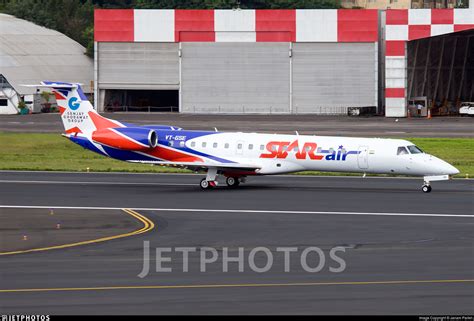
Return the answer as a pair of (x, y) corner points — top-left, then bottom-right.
(146, 146), (203, 162)
(53, 91), (66, 100)
(65, 127), (82, 134)
(92, 128), (146, 150)
(88, 111), (123, 130)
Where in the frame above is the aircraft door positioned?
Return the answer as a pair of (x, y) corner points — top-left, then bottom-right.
(357, 146), (369, 169)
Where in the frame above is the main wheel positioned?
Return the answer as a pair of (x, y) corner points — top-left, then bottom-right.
(226, 176), (240, 187)
(200, 178), (211, 190)
(422, 185), (432, 193)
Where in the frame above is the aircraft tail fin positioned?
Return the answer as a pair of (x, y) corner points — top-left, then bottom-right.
(27, 81), (124, 135)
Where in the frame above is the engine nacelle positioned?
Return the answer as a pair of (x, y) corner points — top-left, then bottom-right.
(92, 127), (158, 151)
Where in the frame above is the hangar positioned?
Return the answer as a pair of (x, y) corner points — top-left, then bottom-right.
(384, 8), (474, 117)
(94, 8), (474, 117)
(0, 13), (93, 114)
(94, 9), (379, 114)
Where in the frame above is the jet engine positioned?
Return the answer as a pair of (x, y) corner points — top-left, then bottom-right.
(92, 127), (158, 151)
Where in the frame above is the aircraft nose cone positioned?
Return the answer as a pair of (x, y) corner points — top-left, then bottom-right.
(441, 160), (459, 176)
(428, 155), (460, 176)
(447, 164), (460, 176)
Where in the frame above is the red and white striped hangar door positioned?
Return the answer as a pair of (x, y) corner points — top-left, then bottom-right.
(385, 8), (474, 117)
(94, 9), (378, 114)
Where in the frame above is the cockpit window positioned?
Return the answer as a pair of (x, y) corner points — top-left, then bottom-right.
(397, 147), (409, 155)
(407, 145), (424, 154)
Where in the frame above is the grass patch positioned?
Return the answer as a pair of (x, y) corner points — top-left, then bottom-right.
(0, 132), (190, 173)
(0, 133), (472, 177)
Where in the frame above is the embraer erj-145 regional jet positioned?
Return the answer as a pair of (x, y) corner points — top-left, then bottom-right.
(32, 82), (459, 192)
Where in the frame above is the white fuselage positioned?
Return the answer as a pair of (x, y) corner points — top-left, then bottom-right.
(184, 132), (459, 177)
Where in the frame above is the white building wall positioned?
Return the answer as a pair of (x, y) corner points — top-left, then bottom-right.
(0, 87), (20, 114)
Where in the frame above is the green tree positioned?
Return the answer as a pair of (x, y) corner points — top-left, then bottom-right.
(1, 0), (339, 58)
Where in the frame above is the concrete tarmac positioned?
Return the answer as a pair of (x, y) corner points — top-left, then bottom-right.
(0, 208), (141, 252)
(0, 172), (473, 314)
(1, 113), (473, 137)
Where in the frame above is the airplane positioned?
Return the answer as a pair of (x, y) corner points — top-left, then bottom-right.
(30, 81), (459, 193)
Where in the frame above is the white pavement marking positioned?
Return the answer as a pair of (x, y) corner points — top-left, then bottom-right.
(0, 180), (194, 186)
(0, 170), (472, 180)
(0, 205), (472, 219)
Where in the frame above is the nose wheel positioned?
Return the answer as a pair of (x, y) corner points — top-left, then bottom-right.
(422, 184), (432, 193)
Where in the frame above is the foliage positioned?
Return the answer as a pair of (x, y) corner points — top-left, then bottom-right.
(40, 91), (51, 102)
(3, 0), (94, 55)
(1, 0), (339, 58)
(17, 100), (27, 109)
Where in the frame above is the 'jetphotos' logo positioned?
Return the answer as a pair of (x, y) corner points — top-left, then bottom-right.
(138, 241), (348, 278)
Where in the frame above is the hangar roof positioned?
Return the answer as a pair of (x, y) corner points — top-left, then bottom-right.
(0, 13), (93, 95)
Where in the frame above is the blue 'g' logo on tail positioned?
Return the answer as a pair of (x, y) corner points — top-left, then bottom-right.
(68, 97), (80, 110)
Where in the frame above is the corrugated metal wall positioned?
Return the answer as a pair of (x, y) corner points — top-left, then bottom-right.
(292, 43), (377, 114)
(180, 43), (290, 113)
(96, 42), (378, 113)
(98, 42), (179, 90)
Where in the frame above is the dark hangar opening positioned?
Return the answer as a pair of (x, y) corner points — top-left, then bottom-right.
(407, 29), (474, 117)
(103, 89), (179, 112)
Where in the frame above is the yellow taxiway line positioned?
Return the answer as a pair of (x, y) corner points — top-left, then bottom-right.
(0, 209), (154, 256)
(0, 279), (473, 293)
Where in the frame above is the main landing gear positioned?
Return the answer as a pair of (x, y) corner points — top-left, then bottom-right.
(199, 168), (245, 190)
(225, 176), (240, 187)
(200, 176), (245, 190)
(200, 178), (217, 189)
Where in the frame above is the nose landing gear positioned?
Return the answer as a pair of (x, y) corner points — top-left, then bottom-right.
(421, 175), (452, 193)
(421, 184), (432, 193)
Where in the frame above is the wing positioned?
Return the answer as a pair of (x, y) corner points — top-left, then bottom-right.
(128, 160), (260, 172)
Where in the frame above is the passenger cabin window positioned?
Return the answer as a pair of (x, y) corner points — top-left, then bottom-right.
(397, 147), (409, 155)
(260, 145), (264, 150)
(191, 142), (196, 147)
(225, 143), (229, 149)
(407, 145), (423, 154)
(248, 144), (253, 150)
(213, 142), (218, 148)
(202, 142), (207, 148)
(237, 143), (242, 150)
